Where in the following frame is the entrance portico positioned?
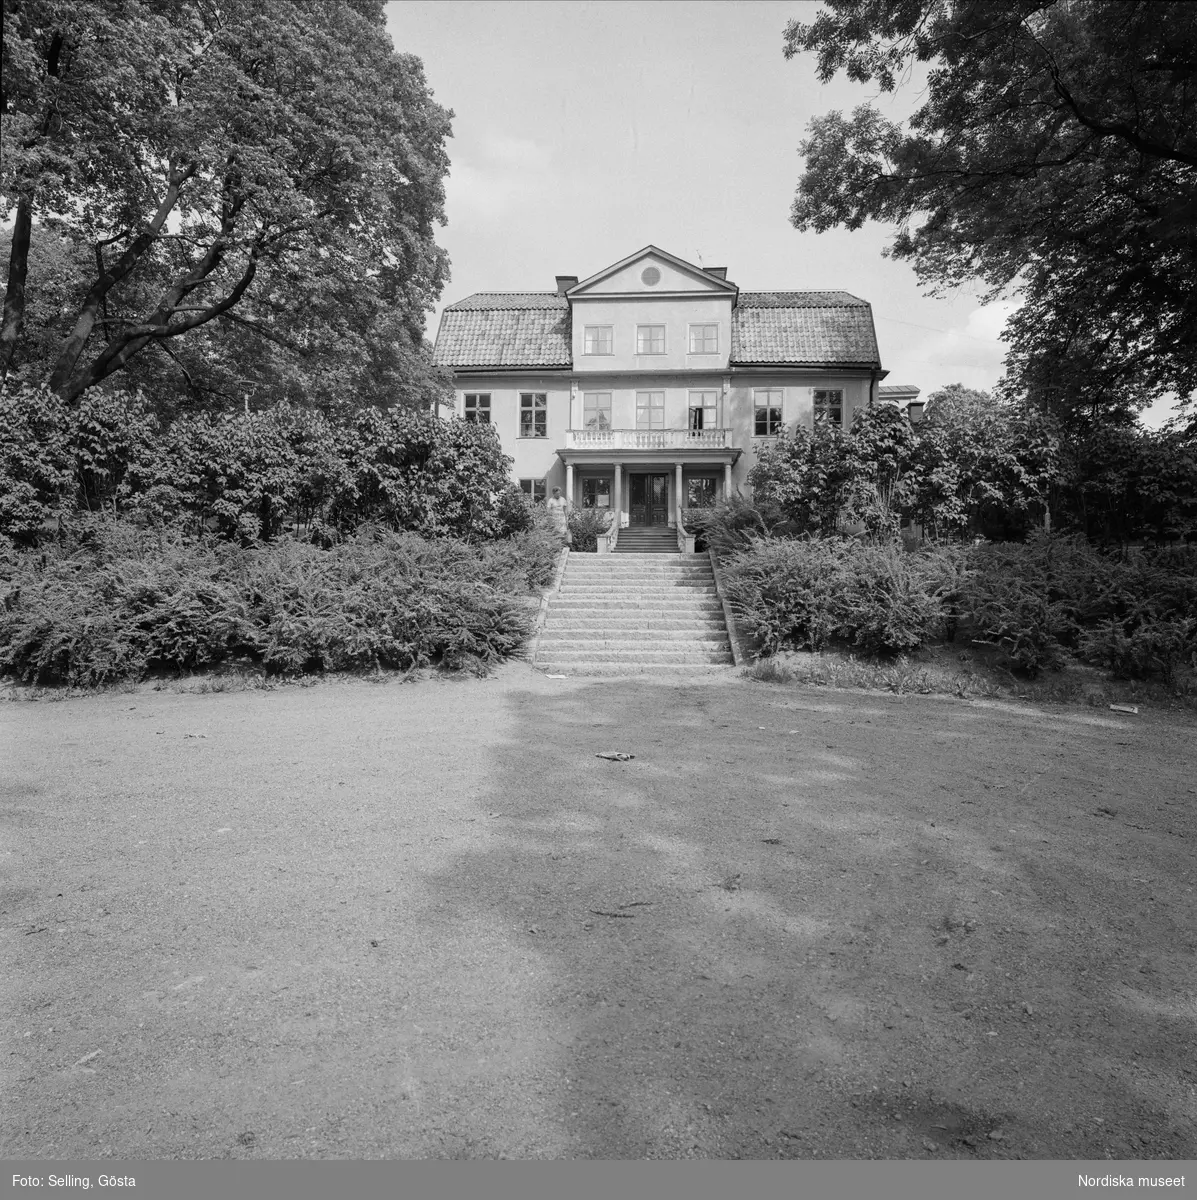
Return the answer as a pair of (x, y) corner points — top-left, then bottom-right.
(560, 431), (739, 529)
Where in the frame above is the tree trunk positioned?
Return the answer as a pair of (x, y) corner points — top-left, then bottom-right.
(0, 193), (34, 382)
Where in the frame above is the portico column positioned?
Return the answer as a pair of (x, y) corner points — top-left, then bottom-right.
(674, 462), (683, 521)
(565, 461), (574, 505)
(613, 462), (622, 526)
(724, 461), (732, 499)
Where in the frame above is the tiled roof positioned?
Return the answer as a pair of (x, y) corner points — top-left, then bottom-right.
(434, 293), (571, 368)
(446, 292), (568, 311)
(737, 291), (869, 309)
(731, 292), (879, 365)
(879, 384), (920, 397)
(433, 289), (879, 368)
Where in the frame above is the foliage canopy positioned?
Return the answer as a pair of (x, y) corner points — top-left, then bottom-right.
(1, 0), (452, 411)
(785, 1), (1197, 423)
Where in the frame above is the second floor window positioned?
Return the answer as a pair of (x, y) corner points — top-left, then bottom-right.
(636, 324), (665, 354)
(814, 389), (844, 426)
(583, 392), (611, 430)
(688, 390), (718, 431)
(688, 324), (718, 354)
(584, 325), (613, 355)
(635, 391), (665, 430)
(520, 392), (547, 437)
(463, 393), (490, 423)
(754, 389), (783, 436)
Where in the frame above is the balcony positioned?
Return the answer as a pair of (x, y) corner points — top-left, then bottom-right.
(563, 428), (731, 450)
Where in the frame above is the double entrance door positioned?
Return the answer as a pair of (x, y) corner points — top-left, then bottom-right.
(629, 473), (669, 527)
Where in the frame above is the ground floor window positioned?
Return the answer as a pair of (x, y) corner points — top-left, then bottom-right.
(814, 388), (844, 427)
(688, 390), (718, 430)
(463, 393), (490, 423)
(519, 478), (546, 503)
(520, 393), (547, 437)
(754, 388), (783, 436)
(581, 477), (612, 508)
(686, 477), (717, 507)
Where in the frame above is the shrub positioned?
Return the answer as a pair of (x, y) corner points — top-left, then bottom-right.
(567, 507), (612, 553)
(1079, 618), (1197, 683)
(720, 537), (948, 657)
(0, 518), (549, 686)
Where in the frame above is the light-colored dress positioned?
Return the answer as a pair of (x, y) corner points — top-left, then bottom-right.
(546, 495), (569, 535)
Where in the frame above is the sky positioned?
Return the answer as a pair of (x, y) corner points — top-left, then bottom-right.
(386, 0), (1177, 428)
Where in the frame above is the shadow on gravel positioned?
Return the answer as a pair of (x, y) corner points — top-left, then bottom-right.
(426, 679), (1197, 1160)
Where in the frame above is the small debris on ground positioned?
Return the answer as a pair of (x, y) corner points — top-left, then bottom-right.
(596, 752), (634, 761)
(719, 873), (743, 891)
(545, 674), (567, 679)
(590, 910), (635, 919)
(1109, 704), (1139, 714)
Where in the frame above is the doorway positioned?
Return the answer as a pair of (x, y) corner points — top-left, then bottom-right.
(629, 473), (670, 526)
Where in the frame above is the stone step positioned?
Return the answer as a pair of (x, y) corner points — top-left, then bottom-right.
(564, 569), (713, 580)
(539, 647), (734, 663)
(544, 617), (727, 632)
(573, 552), (709, 563)
(551, 602), (725, 616)
(539, 630), (731, 646)
(559, 583), (717, 594)
(536, 662), (735, 677)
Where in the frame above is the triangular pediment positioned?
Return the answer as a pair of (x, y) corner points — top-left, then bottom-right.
(568, 246), (737, 298)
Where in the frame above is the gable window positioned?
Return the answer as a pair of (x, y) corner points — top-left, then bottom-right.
(688, 390), (718, 430)
(636, 325), (665, 355)
(583, 392), (612, 430)
(754, 389), (783, 436)
(814, 388), (844, 427)
(519, 392), (547, 438)
(688, 324), (718, 354)
(519, 478), (546, 503)
(463, 393), (491, 423)
(584, 325), (613, 355)
(635, 391), (665, 430)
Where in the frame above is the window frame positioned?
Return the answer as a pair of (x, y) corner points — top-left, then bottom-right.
(580, 477), (612, 509)
(582, 391), (612, 430)
(634, 390), (665, 430)
(583, 325), (614, 356)
(814, 388), (844, 428)
(463, 392), (491, 424)
(753, 388), (784, 437)
(688, 389), (719, 431)
(519, 392), (548, 438)
(687, 323), (719, 354)
(635, 324), (666, 355)
(685, 476), (718, 508)
(519, 478), (546, 503)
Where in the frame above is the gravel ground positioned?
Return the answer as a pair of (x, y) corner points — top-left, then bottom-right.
(2, 664), (1195, 1160)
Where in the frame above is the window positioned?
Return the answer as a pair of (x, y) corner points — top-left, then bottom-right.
(519, 392), (547, 437)
(584, 325), (613, 355)
(814, 388), (844, 427)
(583, 392), (611, 430)
(686, 477), (717, 508)
(688, 390), (718, 431)
(636, 324), (665, 355)
(463, 393), (491, 423)
(635, 391), (665, 430)
(688, 324), (718, 354)
(581, 477), (611, 508)
(754, 389), (783, 436)
(519, 478), (546, 503)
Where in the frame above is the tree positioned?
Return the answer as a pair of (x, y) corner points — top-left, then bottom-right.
(785, 1), (1197, 424)
(1, 0), (452, 410)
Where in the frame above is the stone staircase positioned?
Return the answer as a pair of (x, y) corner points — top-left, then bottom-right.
(614, 527), (679, 554)
(534, 552), (735, 675)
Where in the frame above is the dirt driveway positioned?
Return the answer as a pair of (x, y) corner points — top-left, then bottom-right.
(2, 666), (1195, 1160)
